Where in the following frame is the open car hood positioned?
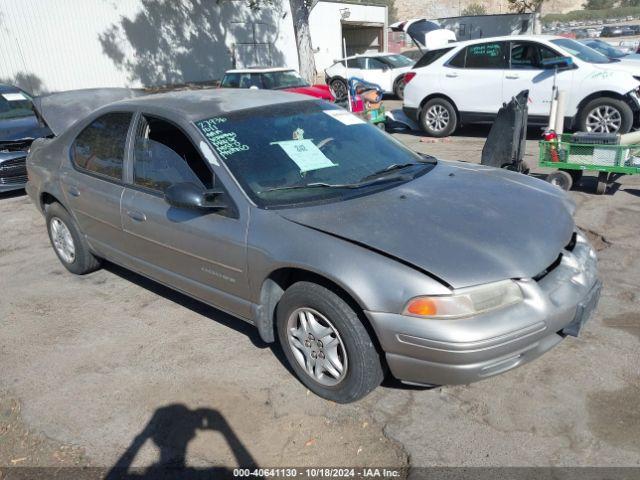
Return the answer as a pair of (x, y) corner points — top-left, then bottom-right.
(390, 18), (457, 50)
(32, 88), (147, 136)
(278, 161), (575, 289)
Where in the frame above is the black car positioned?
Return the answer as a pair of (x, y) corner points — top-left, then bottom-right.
(0, 84), (51, 193)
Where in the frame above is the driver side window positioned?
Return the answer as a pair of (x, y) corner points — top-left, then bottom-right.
(133, 115), (214, 193)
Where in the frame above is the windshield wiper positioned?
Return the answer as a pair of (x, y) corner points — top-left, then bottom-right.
(259, 182), (362, 193)
(358, 162), (423, 183)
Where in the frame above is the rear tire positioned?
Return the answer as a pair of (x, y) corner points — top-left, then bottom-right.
(276, 281), (384, 403)
(45, 202), (101, 275)
(546, 170), (573, 191)
(596, 171), (609, 195)
(578, 97), (633, 134)
(419, 98), (458, 137)
(394, 79), (406, 100)
(329, 78), (348, 101)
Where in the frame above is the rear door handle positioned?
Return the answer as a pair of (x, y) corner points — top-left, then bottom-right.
(126, 210), (147, 222)
(506, 74), (520, 79)
(445, 73), (458, 78)
(67, 186), (80, 197)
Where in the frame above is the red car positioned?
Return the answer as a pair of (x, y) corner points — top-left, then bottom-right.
(220, 67), (333, 101)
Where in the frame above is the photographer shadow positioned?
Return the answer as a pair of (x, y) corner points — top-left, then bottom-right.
(105, 404), (259, 480)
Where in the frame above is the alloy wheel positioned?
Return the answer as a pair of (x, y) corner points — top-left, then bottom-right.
(425, 104), (450, 132)
(50, 217), (76, 264)
(586, 105), (622, 133)
(286, 307), (348, 386)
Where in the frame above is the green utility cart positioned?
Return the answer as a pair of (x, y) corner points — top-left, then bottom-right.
(539, 133), (640, 194)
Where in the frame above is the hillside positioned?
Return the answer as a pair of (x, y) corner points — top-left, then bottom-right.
(394, 0), (583, 21)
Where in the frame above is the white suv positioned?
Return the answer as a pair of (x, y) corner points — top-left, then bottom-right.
(325, 53), (414, 98)
(403, 35), (640, 137)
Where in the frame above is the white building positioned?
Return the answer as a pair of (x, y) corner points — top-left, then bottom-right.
(0, 0), (300, 93)
(0, 0), (388, 94)
(309, 0), (388, 73)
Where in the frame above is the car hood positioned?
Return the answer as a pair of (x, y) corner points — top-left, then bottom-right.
(591, 61), (640, 79)
(0, 115), (51, 143)
(278, 161), (575, 289)
(285, 85), (333, 100)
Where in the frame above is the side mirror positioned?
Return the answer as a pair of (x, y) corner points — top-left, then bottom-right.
(164, 182), (228, 211)
(541, 56), (574, 70)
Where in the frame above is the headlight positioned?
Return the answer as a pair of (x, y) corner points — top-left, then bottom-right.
(403, 280), (523, 319)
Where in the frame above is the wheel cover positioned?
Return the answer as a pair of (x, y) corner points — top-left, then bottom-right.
(330, 80), (347, 99)
(586, 105), (622, 133)
(50, 217), (76, 264)
(425, 104), (450, 132)
(286, 307), (348, 387)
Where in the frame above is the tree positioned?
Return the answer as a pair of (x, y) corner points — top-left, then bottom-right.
(461, 3), (487, 15)
(506, 0), (546, 13)
(289, 0), (317, 83)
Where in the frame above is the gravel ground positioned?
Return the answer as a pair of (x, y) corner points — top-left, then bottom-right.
(0, 111), (639, 474)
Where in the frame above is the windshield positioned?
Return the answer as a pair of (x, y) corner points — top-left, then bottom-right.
(262, 71), (309, 89)
(582, 40), (627, 59)
(0, 91), (35, 121)
(383, 54), (414, 67)
(196, 101), (433, 208)
(551, 38), (613, 64)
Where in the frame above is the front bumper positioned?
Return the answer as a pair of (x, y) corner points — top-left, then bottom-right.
(365, 233), (600, 386)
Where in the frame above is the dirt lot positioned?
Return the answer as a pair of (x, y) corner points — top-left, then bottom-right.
(1, 116), (639, 474)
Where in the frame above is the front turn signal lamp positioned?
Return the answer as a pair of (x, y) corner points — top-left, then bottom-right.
(403, 280), (523, 319)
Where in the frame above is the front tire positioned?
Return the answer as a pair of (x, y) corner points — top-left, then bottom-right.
(46, 202), (101, 275)
(578, 97), (633, 134)
(276, 282), (384, 403)
(419, 98), (458, 137)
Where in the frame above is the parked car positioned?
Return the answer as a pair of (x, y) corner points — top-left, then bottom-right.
(220, 67), (333, 101)
(403, 35), (640, 136)
(0, 85), (52, 193)
(601, 26), (625, 37)
(324, 53), (414, 99)
(26, 88), (600, 402)
(579, 38), (640, 62)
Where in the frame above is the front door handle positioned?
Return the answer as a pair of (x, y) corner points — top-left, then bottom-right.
(67, 186), (80, 197)
(445, 73), (458, 78)
(506, 74), (520, 79)
(126, 210), (147, 222)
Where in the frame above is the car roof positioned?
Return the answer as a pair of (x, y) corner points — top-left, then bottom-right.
(447, 34), (565, 48)
(0, 84), (24, 95)
(224, 67), (294, 74)
(109, 88), (311, 122)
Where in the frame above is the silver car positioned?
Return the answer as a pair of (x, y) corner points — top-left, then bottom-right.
(26, 89), (601, 403)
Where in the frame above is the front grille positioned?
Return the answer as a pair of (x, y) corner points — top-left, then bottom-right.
(0, 175), (27, 185)
(0, 157), (27, 180)
(0, 140), (32, 152)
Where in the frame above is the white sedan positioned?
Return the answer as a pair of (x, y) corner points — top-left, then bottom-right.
(324, 53), (414, 99)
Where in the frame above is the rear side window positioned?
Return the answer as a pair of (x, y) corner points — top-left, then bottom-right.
(465, 42), (508, 69)
(447, 48), (466, 68)
(72, 112), (132, 181)
(414, 47), (454, 68)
